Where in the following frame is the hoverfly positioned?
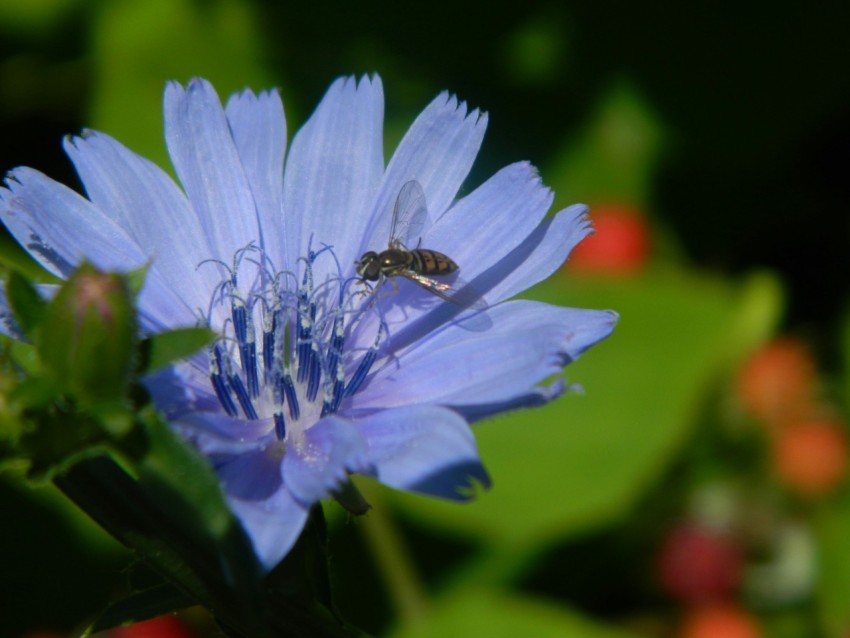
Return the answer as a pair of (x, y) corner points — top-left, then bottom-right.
(356, 180), (488, 314)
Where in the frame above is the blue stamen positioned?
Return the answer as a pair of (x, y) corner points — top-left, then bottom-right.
(282, 372), (300, 420)
(210, 363), (239, 417)
(296, 293), (313, 384)
(231, 299), (259, 398)
(244, 326), (259, 399)
(344, 348), (377, 397)
(322, 313), (347, 414)
(274, 412), (286, 441)
(227, 366), (258, 420)
(263, 310), (275, 376)
(205, 244), (388, 426)
(306, 341), (322, 402)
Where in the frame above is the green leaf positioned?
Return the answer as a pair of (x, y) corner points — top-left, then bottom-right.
(0, 334), (40, 375)
(139, 328), (216, 373)
(390, 588), (642, 638)
(55, 453), (268, 636)
(814, 495), (850, 637)
(134, 410), (239, 540)
(84, 583), (194, 636)
(389, 272), (780, 557)
(5, 270), (47, 338)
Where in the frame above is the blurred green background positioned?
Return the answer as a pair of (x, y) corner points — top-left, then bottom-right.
(2, 1), (850, 637)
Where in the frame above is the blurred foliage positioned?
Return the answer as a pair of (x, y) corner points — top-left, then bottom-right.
(1, 0), (850, 637)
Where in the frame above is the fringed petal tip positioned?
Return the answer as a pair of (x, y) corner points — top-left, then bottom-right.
(433, 90), (489, 128)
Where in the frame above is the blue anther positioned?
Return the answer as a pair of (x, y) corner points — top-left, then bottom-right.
(282, 373), (300, 420)
(306, 343), (322, 402)
(231, 300), (259, 399)
(274, 412), (286, 441)
(325, 315), (345, 385)
(211, 345), (239, 416)
(243, 338), (259, 399)
(296, 295), (313, 384)
(344, 348), (377, 397)
(263, 323), (275, 376)
(329, 378), (345, 414)
(231, 299), (248, 341)
(211, 371), (239, 417)
(228, 371), (259, 420)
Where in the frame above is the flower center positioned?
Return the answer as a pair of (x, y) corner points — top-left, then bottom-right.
(205, 245), (382, 441)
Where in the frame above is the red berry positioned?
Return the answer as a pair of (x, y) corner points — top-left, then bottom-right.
(111, 615), (196, 638)
(773, 418), (849, 497)
(679, 604), (763, 638)
(656, 524), (743, 603)
(567, 204), (650, 276)
(736, 337), (817, 429)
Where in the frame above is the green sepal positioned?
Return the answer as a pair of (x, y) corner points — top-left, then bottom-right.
(17, 398), (117, 483)
(138, 327), (216, 374)
(5, 270), (47, 339)
(126, 263), (150, 299)
(0, 233), (61, 284)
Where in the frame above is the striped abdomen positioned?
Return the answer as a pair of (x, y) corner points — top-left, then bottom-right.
(410, 249), (458, 276)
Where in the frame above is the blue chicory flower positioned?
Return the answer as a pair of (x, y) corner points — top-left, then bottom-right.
(0, 76), (617, 569)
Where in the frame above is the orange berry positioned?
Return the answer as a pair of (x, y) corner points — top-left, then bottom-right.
(679, 604), (763, 638)
(773, 419), (849, 497)
(567, 204), (650, 276)
(736, 337), (817, 428)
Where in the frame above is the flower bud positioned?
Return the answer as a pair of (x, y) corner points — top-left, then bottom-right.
(37, 264), (137, 405)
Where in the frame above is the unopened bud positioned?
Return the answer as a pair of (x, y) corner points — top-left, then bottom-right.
(37, 264), (137, 404)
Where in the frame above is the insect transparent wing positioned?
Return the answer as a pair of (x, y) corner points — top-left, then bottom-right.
(389, 180), (428, 248)
(402, 270), (489, 312)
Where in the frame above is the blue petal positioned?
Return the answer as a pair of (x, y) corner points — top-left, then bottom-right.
(209, 445), (283, 500)
(455, 378), (571, 423)
(424, 160), (553, 270)
(358, 91), (487, 262)
(63, 131), (214, 322)
(355, 404), (490, 501)
(282, 75), (384, 278)
(174, 411), (275, 446)
(143, 362), (220, 419)
(228, 487), (310, 571)
(353, 300), (617, 410)
(282, 417), (373, 506)
(164, 79), (261, 260)
(361, 202), (595, 351)
(1, 167), (147, 276)
(481, 203), (592, 304)
(0, 168), (188, 330)
(225, 88), (287, 264)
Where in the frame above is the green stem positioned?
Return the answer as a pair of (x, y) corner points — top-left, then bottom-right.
(356, 480), (429, 625)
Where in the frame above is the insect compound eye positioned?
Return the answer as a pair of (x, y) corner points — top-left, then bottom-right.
(356, 252), (380, 280)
